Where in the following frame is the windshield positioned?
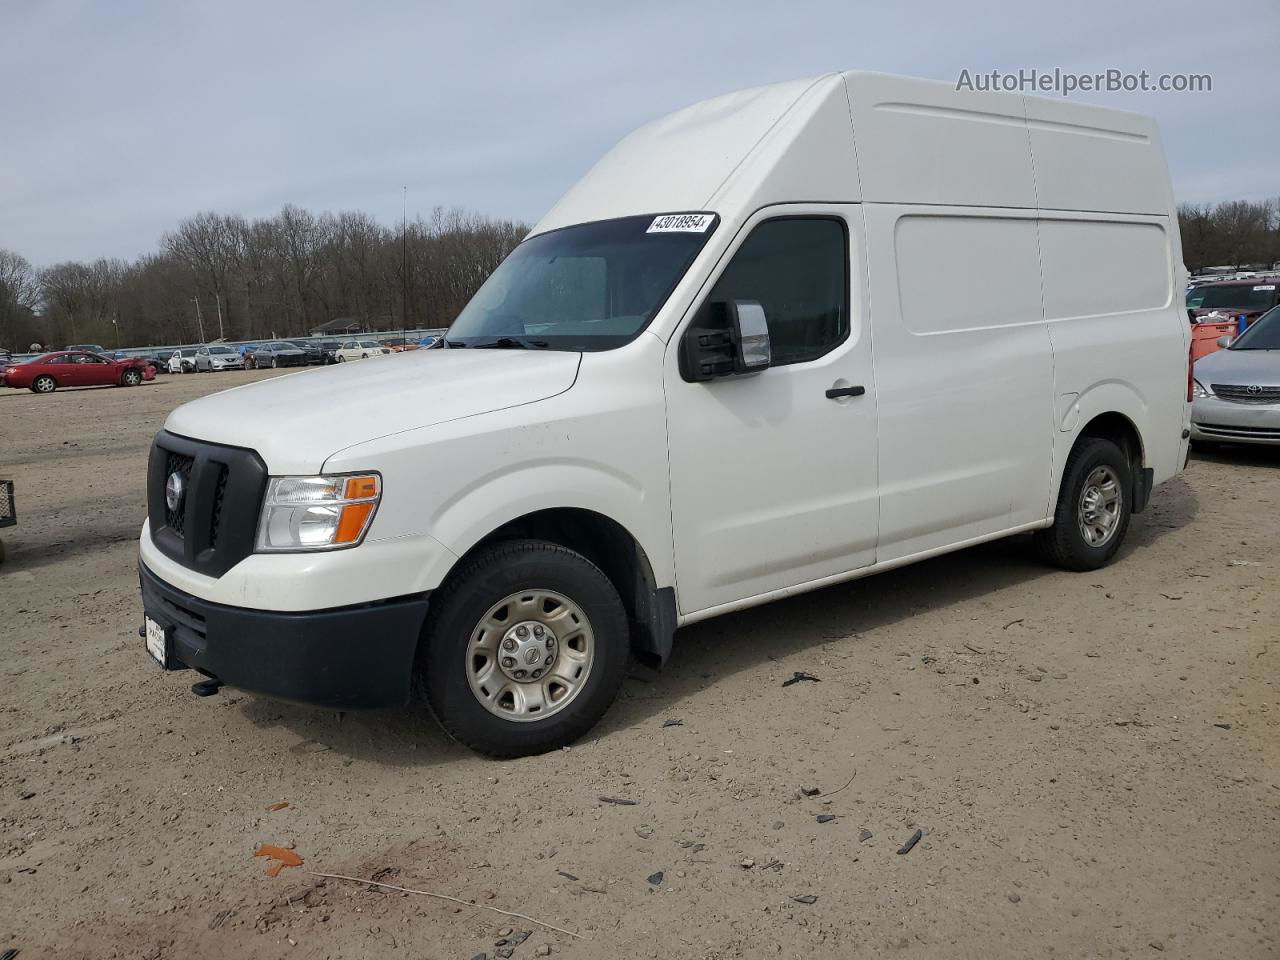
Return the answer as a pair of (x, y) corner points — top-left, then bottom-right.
(1230, 306), (1280, 350)
(1187, 283), (1277, 311)
(447, 213), (719, 350)
(209, 346), (234, 354)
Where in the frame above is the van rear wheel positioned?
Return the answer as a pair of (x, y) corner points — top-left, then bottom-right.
(1034, 437), (1132, 571)
(419, 539), (629, 758)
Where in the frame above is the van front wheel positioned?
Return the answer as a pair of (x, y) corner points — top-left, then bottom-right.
(1034, 437), (1132, 571)
(419, 539), (629, 758)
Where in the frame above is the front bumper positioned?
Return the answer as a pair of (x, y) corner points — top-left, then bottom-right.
(1190, 396), (1280, 445)
(140, 561), (430, 709)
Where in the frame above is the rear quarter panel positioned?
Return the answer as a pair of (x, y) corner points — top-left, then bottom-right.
(1040, 213), (1190, 502)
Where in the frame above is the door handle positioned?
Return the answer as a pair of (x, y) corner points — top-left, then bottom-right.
(825, 385), (866, 399)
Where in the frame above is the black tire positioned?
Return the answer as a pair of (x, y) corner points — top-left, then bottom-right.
(1034, 437), (1132, 571)
(419, 539), (629, 758)
(120, 368), (142, 386)
(270, 356), (278, 369)
(31, 375), (56, 394)
(337, 355), (346, 362)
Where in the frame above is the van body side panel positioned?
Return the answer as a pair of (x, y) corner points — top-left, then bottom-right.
(866, 206), (1055, 560)
(843, 73), (1036, 209)
(1021, 97), (1168, 216)
(1037, 213), (1187, 491)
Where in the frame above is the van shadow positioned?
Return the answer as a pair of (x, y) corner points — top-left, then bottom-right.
(236, 473), (1199, 767)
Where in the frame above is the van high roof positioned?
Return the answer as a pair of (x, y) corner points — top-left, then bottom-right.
(533, 71), (1173, 238)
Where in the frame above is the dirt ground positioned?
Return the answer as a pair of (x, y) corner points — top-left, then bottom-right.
(0, 369), (1276, 960)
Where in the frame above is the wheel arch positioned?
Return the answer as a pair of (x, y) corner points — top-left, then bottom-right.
(441, 507), (676, 666)
(1058, 409), (1150, 515)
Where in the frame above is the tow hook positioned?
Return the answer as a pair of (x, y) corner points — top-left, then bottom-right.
(191, 677), (224, 697)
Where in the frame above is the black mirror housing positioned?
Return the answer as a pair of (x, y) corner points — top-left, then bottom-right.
(679, 300), (772, 382)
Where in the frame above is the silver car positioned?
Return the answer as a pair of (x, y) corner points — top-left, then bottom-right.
(1191, 306), (1280, 446)
(195, 344), (245, 372)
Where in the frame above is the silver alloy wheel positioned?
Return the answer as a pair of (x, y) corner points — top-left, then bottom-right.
(34, 376), (55, 393)
(1077, 465), (1122, 547)
(466, 589), (595, 723)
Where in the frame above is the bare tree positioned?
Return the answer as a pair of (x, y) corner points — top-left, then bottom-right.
(11, 204), (528, 348)
(0, 248), (40, 350)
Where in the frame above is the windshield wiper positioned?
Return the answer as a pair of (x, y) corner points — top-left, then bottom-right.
(471, 337), (550, 349)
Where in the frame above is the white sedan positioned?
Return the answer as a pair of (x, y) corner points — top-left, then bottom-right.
(166, 349), (197, 373)
(333, 339), (393, 362)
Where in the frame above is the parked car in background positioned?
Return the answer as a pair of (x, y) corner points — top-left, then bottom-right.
(65, 343), (109, 354)
(247, 341), (308, 369)
(1192, 305), (1280, 447)
(285, 340), (328, 365)
(1186, 277), (1280, 326)
(4, 351), (153, 393)
(333, 339), (393, 362)
(195, 344), (245, 372)
(317, 340), (342, 364)
(167, 349), (198, 374)
(114, 351), (165, 375)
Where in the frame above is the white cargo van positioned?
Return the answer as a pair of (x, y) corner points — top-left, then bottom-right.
(139, 72), (1191, 756)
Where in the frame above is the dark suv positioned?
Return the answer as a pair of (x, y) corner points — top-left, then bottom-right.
(1187, 277), (1280, 326)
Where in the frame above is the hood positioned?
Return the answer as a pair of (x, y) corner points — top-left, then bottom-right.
(165, 349), (582, 473)
(1194, 347), (1280, 386)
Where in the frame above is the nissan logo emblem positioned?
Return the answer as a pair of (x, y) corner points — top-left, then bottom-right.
(165, 471), (185, 512)
(1247, 384), (1262, 395)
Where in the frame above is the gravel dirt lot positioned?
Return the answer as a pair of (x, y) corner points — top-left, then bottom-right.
(1, 370), (1276, 960)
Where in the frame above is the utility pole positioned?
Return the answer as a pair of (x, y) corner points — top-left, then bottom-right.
(215, 293), (225, 340)
(401, 186), (409, 348)
(191, 296), (206, 342)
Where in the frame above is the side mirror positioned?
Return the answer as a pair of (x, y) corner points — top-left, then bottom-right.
(679, 300), (772, 382)
(1217, 335), (1234, 348)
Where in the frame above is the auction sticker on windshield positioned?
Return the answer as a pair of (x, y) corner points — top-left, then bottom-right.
(647, 213), (715, 233)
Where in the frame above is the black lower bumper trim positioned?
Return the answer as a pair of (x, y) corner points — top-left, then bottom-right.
(140, 562), (430, 710)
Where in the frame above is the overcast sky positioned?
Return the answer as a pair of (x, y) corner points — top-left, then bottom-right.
(2, 0), (1275, 266)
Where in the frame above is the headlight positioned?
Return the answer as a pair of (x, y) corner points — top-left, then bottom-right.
(1192, 379), (1212, 399)
(256, 473), (381, 552)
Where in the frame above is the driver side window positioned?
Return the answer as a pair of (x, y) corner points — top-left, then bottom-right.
(702, 217), (848, 367)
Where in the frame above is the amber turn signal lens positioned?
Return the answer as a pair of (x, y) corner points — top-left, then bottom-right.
(344, 475), (379, 500)
(334, 502), (375, 544)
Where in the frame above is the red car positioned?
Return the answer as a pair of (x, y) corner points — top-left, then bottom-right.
(2, 351), (155, 393)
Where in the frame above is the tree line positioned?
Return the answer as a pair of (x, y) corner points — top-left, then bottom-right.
(0, 205), (528, 352)
(4, 196), (1280, 353)
(1177, 198), (1280, 274)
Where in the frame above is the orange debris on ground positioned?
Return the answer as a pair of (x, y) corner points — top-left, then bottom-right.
(264, 802), (290, 812)
(254, 843), (304, 877)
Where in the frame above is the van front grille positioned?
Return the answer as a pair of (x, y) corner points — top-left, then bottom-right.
(164, 452), (194, 533)
(148, 432), (268, 577)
